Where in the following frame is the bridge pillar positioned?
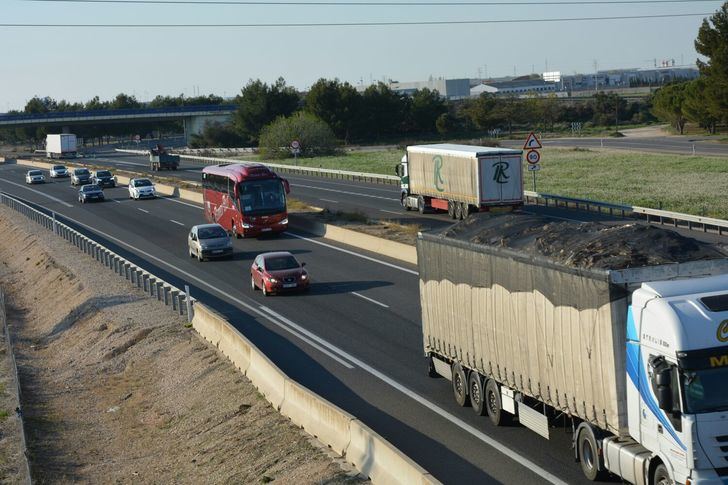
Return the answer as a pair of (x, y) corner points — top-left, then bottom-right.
(183, 114), (233, 146)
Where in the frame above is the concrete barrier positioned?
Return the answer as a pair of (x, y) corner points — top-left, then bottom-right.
(192, 303), (251, 372)
(280, 379), (353, 455)
(245, 342), (287, 410)
(348, 419), (438, 485)
(289, 215), (417, 265)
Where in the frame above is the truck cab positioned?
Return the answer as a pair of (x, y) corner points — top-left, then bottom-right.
(395, 154), (410, 208)
(623, 274), (728, 484)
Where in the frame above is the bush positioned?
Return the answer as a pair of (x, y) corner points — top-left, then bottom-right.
(259, 112), (341, 159)
(189, 122), (246, 148)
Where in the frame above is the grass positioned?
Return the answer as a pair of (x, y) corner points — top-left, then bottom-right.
(531, 147), (728, 219)
(0, 410), (8, 422)
(264, 147), (728, 220)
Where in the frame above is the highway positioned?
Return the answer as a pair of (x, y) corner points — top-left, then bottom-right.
(0, 162), (621, 485)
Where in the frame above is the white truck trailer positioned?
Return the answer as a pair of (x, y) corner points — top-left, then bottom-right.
(419, 214), (728, 484)
(46, 134), (77, 159)
(395, 144), (523, 219)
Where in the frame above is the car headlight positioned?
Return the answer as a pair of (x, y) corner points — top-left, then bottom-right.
(280, 218), (288, 225)
(242, 223), (252, 229)
(268, 277), (278, 283)
(301, 274), (308, 280)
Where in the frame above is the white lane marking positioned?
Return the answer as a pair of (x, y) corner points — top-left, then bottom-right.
(113, 199), (122, 204)
(287, 232), (419, 276)
(26, 208), (564, 484)
(351, 291), (389, 308)
(170, 219), (185, 226)
(160, 197), (203, 209)
(137, 208), (149, 214)
(0, 178), (73, 207)
(92, 157), (147, 167)
(289, 176), (397, 193)
(292, 183), (398, 202)
(380, 209), (402, 215)
(258, 306), (355, 369)
(319, 198), (339, 204)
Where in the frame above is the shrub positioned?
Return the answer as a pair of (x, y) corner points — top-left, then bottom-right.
(259, 112), (341, 159)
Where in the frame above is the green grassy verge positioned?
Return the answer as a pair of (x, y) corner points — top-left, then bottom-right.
(260, 147), (728, 219)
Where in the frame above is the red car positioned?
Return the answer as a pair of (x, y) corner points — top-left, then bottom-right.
(250, 251), (309, 296)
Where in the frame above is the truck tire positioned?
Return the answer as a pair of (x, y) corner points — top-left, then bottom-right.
(652, 464), (670, 485)
(448, 201), (456, 219)
(577, 425), (605, 481)
(418, 196), (426, 214)
(485, 379), (510, 426)
(455, 203), (464, 220)
(401, 193), (411, 211)
(451, 364), (469, 407)
(468, 372), (486, 416)
(460, 202), (470, 219)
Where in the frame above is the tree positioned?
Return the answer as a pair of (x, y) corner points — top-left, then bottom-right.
(305, 78), (361, 143)
(695, 3), (728, 125)
(259, 112), (339, 159)
(651, 83), (688, 134)
(408, 88), (447, 134)
(683, 78), (719, 133)
(592, 92), (627, 128)
(359, 83), (407, 140)
(109, 93), (141, 110)
(234, 78), (300, 145)
(190, 122), (245, 148)
(464, 93), (500, 131)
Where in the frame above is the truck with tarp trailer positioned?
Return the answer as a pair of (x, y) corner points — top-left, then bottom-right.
(149, 144), (180, 171)
(419, 213), (728, 484)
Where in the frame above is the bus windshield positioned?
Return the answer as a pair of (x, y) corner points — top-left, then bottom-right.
(238, 179), (285, 216)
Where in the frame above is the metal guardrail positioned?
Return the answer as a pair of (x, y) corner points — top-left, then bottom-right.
(0, 193), (194, 319)
(0, 289), (32, 484)
(0, 104), (235, 124)
(524, 190), (728, 236)
(115, 149), (401, 185)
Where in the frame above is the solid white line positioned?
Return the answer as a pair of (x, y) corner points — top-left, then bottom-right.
(287, 231), (419, 276)
(0, 179), (73, 207)
(21, 206), (565, 484)
(351, 291), (389, 308)
(258, 306), (355, 369)
(137, 208), (149, 214)
(287, 176), (397, 193)
(160, 197), (203, 209)
(170, 219), (185, 226)
(113, 199), (122, 204)
(379, 209), (402, 215)
(319, 198), (339, 203)
(292, 183), (398, 202)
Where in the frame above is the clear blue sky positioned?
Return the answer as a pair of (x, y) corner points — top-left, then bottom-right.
(0, 0), (721, 110)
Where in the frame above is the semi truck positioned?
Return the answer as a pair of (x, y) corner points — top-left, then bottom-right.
(149, 144), (180, 171)
(395, 144), (523, 219)
(46, 134), (77, 159)
(419, 214), (728, 484)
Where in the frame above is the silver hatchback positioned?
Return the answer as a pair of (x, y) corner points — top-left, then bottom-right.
(188, 223), (233, 262)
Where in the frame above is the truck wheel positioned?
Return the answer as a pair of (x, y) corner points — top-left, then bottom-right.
(417, 196), (426, 214)
(577, 426), (604, 481)
(401, 193), (411, 211)
(460, 202), (470, 219)
(485, 379), (510, 426)
(455, 203), (464, 220)
(652, 464), (670, 485)
(469, 372), (486, 416)
(448, 201), (456, 219)
(451, 364), (469, 407)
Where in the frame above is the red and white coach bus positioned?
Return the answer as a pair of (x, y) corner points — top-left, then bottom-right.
(202, 163), (290, 238)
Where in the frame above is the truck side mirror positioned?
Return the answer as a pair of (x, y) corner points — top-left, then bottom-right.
(655, 371), (673, 412)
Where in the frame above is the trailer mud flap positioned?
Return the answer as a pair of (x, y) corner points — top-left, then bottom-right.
(517, 403), (550, 440)
(432, 357), (452, 380)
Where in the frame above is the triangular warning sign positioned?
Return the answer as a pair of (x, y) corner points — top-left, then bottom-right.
(523, 132), (542, 150)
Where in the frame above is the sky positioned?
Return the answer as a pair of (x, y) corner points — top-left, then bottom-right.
(0, 0), (722, 111)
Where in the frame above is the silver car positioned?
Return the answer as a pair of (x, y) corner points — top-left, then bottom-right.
(188, 224), (233, 262)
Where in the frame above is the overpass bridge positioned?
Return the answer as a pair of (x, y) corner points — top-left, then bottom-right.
(0, 104), (236, 144)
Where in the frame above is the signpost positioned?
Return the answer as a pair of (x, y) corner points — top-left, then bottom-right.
(524, 132), (542, 192)
(290, 140), (301, 165)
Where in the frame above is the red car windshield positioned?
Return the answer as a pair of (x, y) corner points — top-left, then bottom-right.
(265, 256), (299, 271)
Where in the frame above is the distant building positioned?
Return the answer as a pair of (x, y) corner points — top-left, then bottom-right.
(359, 78), (471, 100)
(562, 66), (699, 92)
(470, 79), (558, 97)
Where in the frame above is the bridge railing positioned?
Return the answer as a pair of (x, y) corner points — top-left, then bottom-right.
(0, 104), (236, 123)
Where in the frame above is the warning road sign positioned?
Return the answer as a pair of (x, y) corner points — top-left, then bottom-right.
(526, 150), (541, 164)
(523, 132), (543, 150)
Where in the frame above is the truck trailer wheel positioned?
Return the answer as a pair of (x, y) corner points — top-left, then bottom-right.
(455, 203), (464, 220)
(577, 425), (605, 481)
(417, 196), (426, 214)
(451, 364), (469, 407)
(448, 201), (456, 219)
(485, 379), (511, 426)
(468, 372), (486, 416)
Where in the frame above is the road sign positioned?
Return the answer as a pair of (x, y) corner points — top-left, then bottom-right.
(523, 132), (542, 150)
(526, 149), (541, 165)
(291, 140), (301, 150)
(527, 164), (541, 172)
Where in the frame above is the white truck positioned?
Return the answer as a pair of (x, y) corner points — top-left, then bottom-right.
(395, 144), (523, 219)
(46, 134), (77, 159)
(419, 214), (728, 484)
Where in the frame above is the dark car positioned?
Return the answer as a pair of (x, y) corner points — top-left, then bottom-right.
(91, 170), (116, 188)
(78, 184), (105, 203)
(71, 168), (91, 186)
(250, 251), (309, 296)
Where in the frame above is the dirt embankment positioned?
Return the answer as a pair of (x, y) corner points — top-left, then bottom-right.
(0, 206), (364, 484)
